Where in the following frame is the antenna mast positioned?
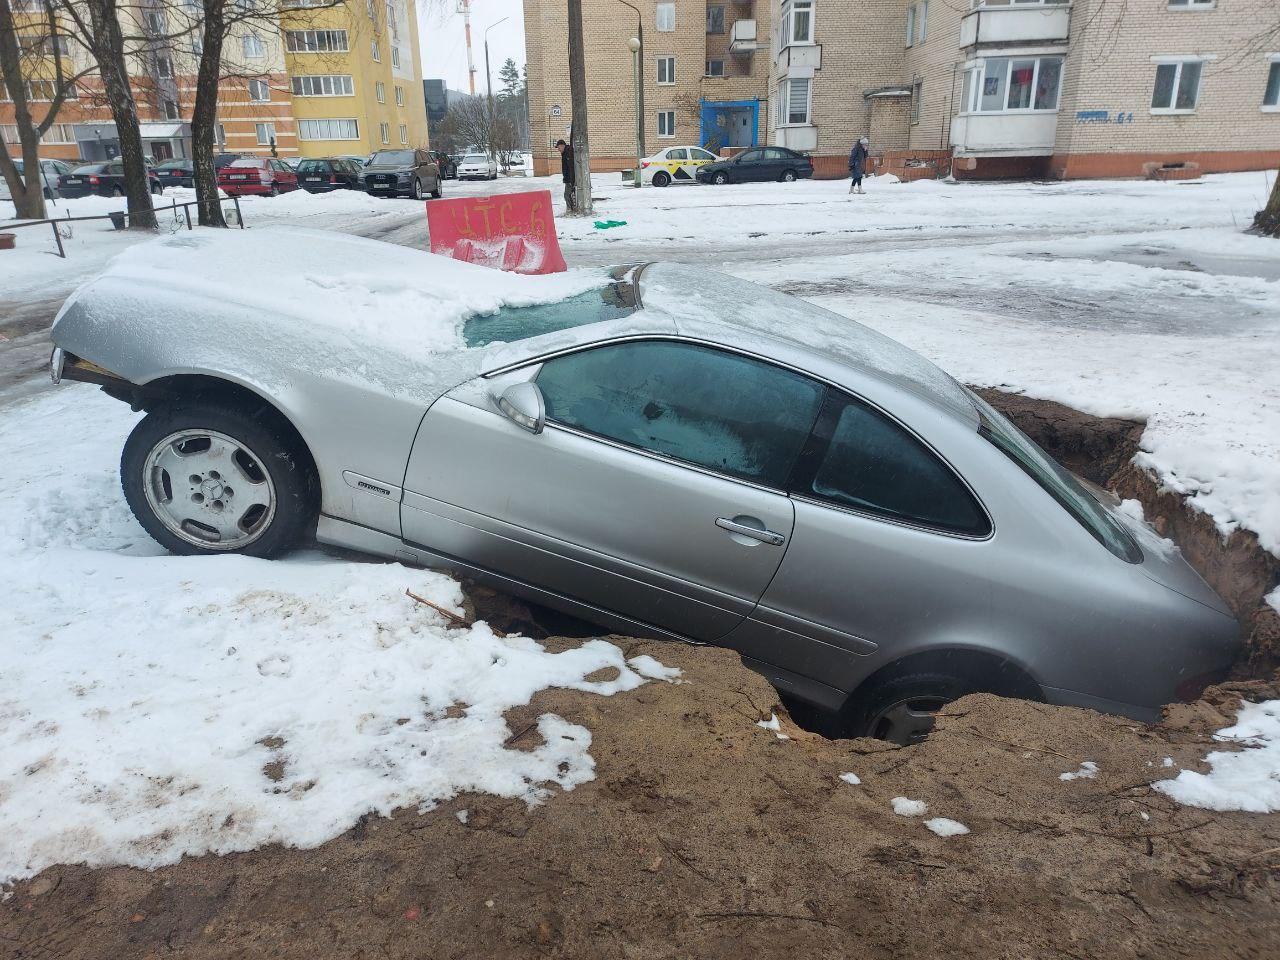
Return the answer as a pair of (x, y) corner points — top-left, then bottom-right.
(460, 0), (477, 95)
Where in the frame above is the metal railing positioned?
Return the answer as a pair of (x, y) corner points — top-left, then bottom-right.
(0, 196), (245, 258)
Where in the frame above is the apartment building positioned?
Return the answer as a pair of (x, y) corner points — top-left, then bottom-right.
(524, 0), (772, 175)
(771, 0), (1280, 180)
(1, 0), (429, 164)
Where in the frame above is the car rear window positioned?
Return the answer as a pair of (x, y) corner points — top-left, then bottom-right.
(229, 158), (264, 168)
(463, 155), (487, 163)
(297, 159), (329, 172)
(462, 282), (638, 348)
(71, 163), (108, 174)
(969, 390), (1141, 562)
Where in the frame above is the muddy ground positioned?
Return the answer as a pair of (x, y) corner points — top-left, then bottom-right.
(4, 392), (1280, 959)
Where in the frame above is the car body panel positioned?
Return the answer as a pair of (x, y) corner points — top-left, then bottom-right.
(641, 145), (719, 185)
(697, 147), (814, 184)
(0, 158), (71, 200)
(363, 148), (440, 196)
(456, 155), (498, 179)
(58, 161), (163, 197)
(217, 157), (299, 196)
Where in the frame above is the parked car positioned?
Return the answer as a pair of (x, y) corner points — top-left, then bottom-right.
(296, 157), (364, 193)
(433, 151), (458, 180)
(217, 157), (299, 197)
(332, 154), (368, 169)
(214, 153), (247, 170)
(154, 158), (194, 189)
(456, 153), (499, 181)
(49, 229), (1241, 745)
(696, 146), (814, 185)
(640, 145), (719, 187)
(0, 157), (73, 200)
(58, 161), (164, 198)
(362, 148), (441, 199)
(280, 157), (303, 171)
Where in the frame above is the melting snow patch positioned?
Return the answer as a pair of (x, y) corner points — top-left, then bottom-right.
(1059, 761), (1099, 781)
(628, 655), (682, 682)
(891, 797), (928, 817)
(924, 818), (970, 838)
(757, 713), (782, 732)
(1154, 700), (1280, 813)
(839, 773), (861, 786)
(455, 810), (469, 825)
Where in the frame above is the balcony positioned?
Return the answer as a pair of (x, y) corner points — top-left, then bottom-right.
(959, 3), (1071, 48)
(729, 20), (762, 54)
(949, 111), (1059, 157)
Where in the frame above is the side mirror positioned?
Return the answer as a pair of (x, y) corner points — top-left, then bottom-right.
(494, 381), (545, 434)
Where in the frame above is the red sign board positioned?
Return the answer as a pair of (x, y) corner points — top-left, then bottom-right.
(425, 190), (567, 275)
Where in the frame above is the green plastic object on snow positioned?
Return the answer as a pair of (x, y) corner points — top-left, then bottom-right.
(593, 219), (627, 230)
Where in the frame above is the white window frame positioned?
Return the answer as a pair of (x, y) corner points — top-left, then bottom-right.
(911, 80), (922, 123)
(391, 46), (401, 68)
(297, 118), (360, 141)
(706, 4), (725, 34)
(255, 121), (276, 145)
(962, 55), (1063, 114)
(164, 99), (180, 120)
(395, 84), (405, 106)
(657, 109), (676, 137)
(705, 58), (724, 77)
(906, 4), (916, 47)
(399, 123), (408, 144)
(1150, 56), (1210, 114)
(780, 0), (813, 49)
(379, 121), (390, 144)
(1167, 0), (1215, 9)
(286, 30), (349, 53)
(656, 3), (675, 32)
(248, 79), (270, 102)
(376, 80), (385, 103)
(1264, 55), (1280, 111)
(657, 56), (675, 85)
(918, 0), (929, 43)
(243, 33), (264, 58)
(371, 38), (380, 61)
(291, 75), (354, 97)
(781, 76), (811, 125)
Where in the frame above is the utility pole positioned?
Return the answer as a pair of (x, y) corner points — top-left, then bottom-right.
(566, 0), (593, 214)
(461, 0), (477, 96)
(484, 17), (509, 163)
(616, 0), (644, 157)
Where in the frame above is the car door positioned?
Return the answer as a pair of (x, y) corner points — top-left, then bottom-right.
(733, 148), (766, 182)
(723, 389), (994, 693)
(400, 339), (827, 641)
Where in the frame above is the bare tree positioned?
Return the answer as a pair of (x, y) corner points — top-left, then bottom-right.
(565, 0), (591, 214)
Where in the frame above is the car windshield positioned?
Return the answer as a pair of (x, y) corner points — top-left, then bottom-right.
(297, 160), (329, 172)
(369, 151), (414, 166)
(156, 160), (189, 170)
(968, 390), (1142, 563)
(71, 163), (108, 174)
(462, 282), (639, 348)
(463, 155), (487, 163)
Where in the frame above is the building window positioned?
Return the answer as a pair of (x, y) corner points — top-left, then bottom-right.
(144, 11), (166, 33)
(391, 46), (401, 68)
(399, 123), (408, 144)
(786, 77), (811, 124)
(911, 81), (922, 122)
(256, 121), (276, 145)
(371, 38), (380, 61)
(1151, 59), (1203, 112)
(243, 33), (265, 58)
(379, 121), (390, 143)
(906, 4), (916, 47)
(656, 2), (675, 32)
(707, 5), (724, 34)
(964, 55), (1062, 112)
(918, 0), (929, 43)
(164, 99), (179, 120)
(1265, 59), (1280, 109)
(657, 56), (675, 85)
(376, 81), (385, 102)
(248, 79), (270, 102)
(657, 110), (675, 137)
(780, 0), (813, 47)
(395, 84), (404, 105)
(285, 30), (349, 53)
(156, 55), (173, 79)
(22, 79), (75, 101)
(3, 122), (74, 144)
(1167, 0), (1215, 8)
(291, 74), (354, 96)
(706, 59), (724, 77)
(298, 118), (359, 140)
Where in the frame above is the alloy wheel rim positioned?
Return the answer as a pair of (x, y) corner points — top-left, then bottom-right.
(870, 696), (948, 746)
(142, 429), (277, 550)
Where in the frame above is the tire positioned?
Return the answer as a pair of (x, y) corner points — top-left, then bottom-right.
(121, 400), (316, 559)
(845, 671), (979, 746)
(713, 172), (728, 185)
(431, 182), (442, 199)
(780, 169), (797, 183)
(413, 178), (424, 200)
(111, 186), (124, 197)
(151, 182), (163, 196)
(652, 171), (671, 188)
(268, 185), (280, 197)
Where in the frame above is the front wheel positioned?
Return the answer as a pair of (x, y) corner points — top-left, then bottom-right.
(780, 169), (797, 183)
(652, 171), (671, 188)
(121, 401), (316, 558)
(413, 178), (424, 200)
(713, 172), (728, 185)
(431, 182), (442, 199)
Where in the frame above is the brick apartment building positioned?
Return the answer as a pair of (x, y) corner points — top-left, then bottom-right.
(526, 0), (1280, 180)
(524, 0), (772, 175)
(2, 0), (428, 166)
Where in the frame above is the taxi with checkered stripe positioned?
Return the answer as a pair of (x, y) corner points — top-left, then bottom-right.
(640, 146), (720, 187)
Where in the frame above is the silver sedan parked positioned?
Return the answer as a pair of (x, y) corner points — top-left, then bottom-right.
(49, 229), (1240, 743)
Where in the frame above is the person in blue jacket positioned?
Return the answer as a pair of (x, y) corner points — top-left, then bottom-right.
(848, 136), (869, 194)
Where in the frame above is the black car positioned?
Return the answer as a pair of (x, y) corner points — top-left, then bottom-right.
(154, 159), (194, 188)
(362, 148), (441, 199)
(433, 151), (458, 180)
(296, 157), (364, 192)
(58, 161), (164, 198)
(695, 146), (814, 185)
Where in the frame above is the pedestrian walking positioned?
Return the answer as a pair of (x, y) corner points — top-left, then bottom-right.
(556, 139), (577, 213)
(848, 137), (869, 194)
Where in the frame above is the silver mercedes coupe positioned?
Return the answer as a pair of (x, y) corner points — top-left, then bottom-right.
(48, 228), (1240, 743)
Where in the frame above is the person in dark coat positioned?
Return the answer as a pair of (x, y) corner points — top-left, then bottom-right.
(556, 138), (576, 212)
(848, 136), (869, 194)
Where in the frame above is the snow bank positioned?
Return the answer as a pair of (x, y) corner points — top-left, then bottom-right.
(0, 386), (678, 886)
(1154, 700), (1280, 813)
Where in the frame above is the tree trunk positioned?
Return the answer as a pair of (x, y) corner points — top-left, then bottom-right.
(0, 0), (48, 219)
(566, 0), (592, 216)
(191, 1), (225, 227)
(84, 0), (155, 229)
(1254, 166), (1280, 238)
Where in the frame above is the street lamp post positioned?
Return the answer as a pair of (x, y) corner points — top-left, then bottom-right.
(627, 37), (642, 188)
(484, 17), (510, 165)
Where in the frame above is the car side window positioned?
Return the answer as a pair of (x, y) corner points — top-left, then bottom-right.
(692, 148), (717, 161)
(535, 340), (825, 489)
(738, 149), (762, 163)
(667, 148), (688, 160)
(805, 395), (989, 535)
(765, 148), (789, 160)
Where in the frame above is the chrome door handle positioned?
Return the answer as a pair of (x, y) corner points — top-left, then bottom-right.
(715, 516), (786, 546)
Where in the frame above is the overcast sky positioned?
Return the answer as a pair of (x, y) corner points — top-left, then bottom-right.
(417, 0), (527, 95)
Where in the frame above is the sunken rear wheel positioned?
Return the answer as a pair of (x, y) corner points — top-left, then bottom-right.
(121, 401), (315, 558)
(652, 170), (671, 188)
(780, 169), (797, 182)
(846, 672), (980, 746)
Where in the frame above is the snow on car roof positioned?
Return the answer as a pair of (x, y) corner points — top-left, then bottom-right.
(639, 262), (977, 422)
